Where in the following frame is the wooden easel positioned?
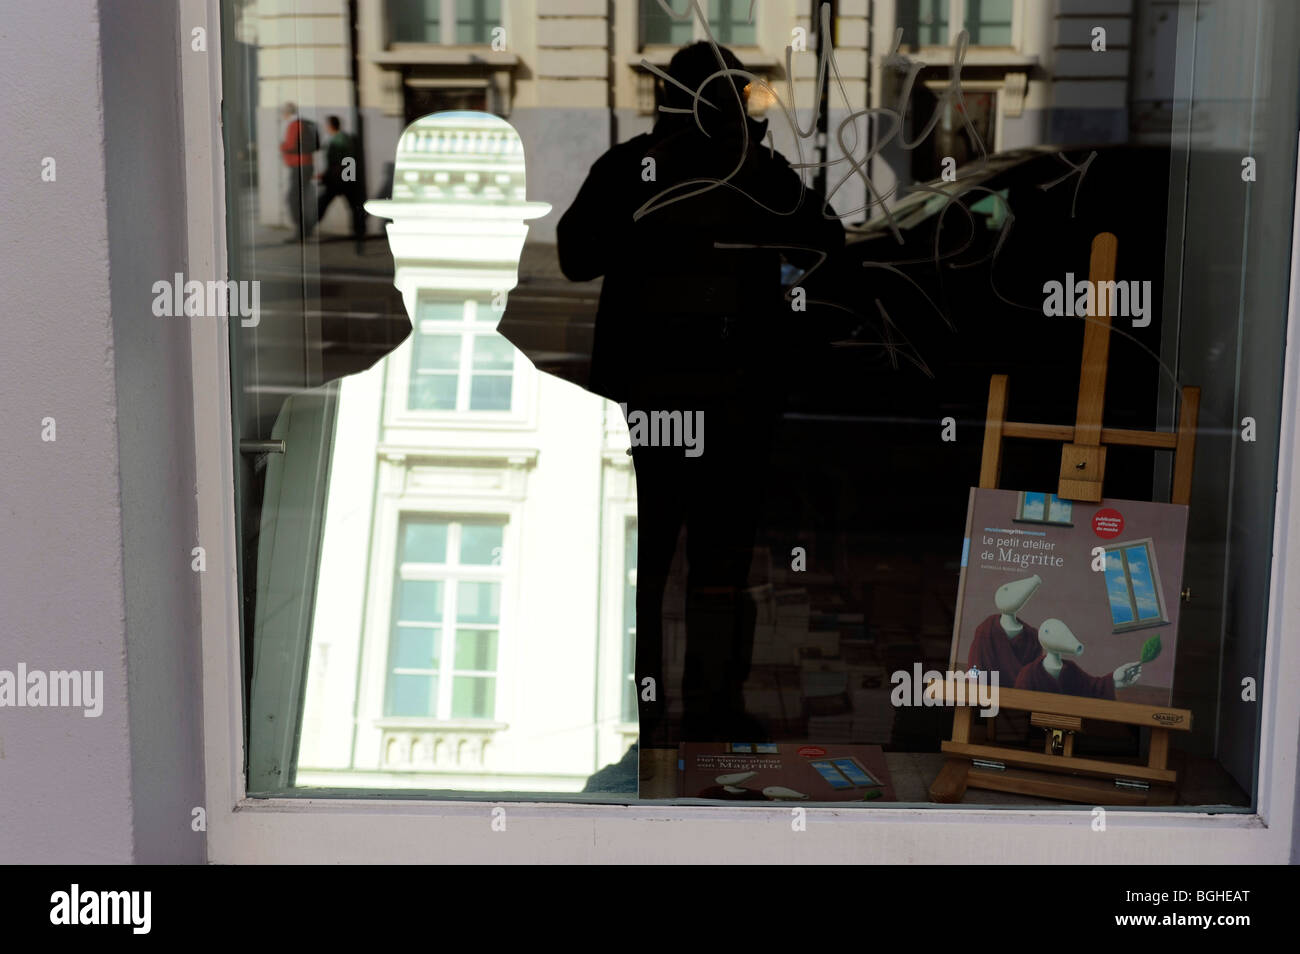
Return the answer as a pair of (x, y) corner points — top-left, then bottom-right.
(929, 233), (1198, 806)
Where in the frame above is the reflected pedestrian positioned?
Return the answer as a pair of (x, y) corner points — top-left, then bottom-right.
(280, 101), (319, 241)
(317, 116), (366, 253)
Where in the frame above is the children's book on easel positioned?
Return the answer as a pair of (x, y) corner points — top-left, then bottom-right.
(951, 489), (1188, 706)
(929, 231), (1198, 806)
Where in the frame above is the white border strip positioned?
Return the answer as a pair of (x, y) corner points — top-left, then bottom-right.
(1254, 131), (1300, 849)
(182, 0), (244, 824)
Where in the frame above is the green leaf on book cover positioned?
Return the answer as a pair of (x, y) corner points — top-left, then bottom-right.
(1140, 635), (1162, 663)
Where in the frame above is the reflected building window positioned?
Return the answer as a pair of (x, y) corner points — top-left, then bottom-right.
(641, 0), (755, 47)
(388, 0), (501, 45)
(386, 516), (504, 720)
(898, 0), (1014, 48)
(897, 0), (950, 47)
(408, 297), (515, 412)
(456, 0), (502, 44)
(964, 0), (1013, 46)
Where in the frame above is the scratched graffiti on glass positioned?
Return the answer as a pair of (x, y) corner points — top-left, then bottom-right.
(642, 0), (1174, 387)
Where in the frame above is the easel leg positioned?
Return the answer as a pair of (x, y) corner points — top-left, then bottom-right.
(1148, 728), (1170, 771)
(930, 758), (971, 803)
(952, 706), (973, 743)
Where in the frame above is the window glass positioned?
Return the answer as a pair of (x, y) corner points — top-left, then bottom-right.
(391, 625), (439, 669)
(221, 0), (1298, 814)
(389, 0), (439, 43)
(469, 373), (512, 410)
(709, 0), (755, 46)
(397, 580), (442, 621)
(454, 629), (498, 670)
(897, 0), (949, 47)
(964, 0), (1013, 46)
(417, 297), (466, 322)
(456, 0), (501, 45)
(413, 334), (461, 371)
(403, 520), (449, 564)
(387, 673), (437, 716)
(459, 522), (503, 564)
(457, 581), (500, 625)
(406, 306), (515, 412)
(452, 675), (495, 718)
(643, 0), (754, 46)
(387, 0), (499, 45)
(643, 0), (694, 45)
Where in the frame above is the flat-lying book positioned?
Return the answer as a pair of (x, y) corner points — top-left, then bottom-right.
(678, 742), (895, 802)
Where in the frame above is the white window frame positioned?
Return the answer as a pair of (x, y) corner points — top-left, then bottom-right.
(949, 0), (1016, 48)
(897, 0), (1034, 67)
(383, 298), (538, 433)
(597, 420), (640, 767)
(397, 296), (526, 418)
(188, 0), (1300, 862)
(384, 515), (507, 722)
(352, 452), (530, 771)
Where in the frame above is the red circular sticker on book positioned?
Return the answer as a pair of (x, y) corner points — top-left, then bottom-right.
(1093, 508), (1124, 538)
(797, 746), (826, 758)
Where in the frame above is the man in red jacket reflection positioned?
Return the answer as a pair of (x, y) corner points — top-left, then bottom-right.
(279, 101), (318, 240)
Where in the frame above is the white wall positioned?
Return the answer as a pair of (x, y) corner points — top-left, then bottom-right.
(0, 0), (205, 863)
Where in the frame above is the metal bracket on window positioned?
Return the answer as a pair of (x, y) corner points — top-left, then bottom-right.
(1114, 778), (1149, 791)
(972, 759), (1005, 771)
(240, 439), (285, 455)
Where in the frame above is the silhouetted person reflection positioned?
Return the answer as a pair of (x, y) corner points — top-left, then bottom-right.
(558, 42), (844, 747)
(316, 115), (366, 254)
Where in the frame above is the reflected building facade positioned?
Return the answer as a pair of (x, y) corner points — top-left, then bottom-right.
(296, 113), (639, 790)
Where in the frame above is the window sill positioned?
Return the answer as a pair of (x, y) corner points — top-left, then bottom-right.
(633, 45), (782, 72)
(375, 718), (507, 731)
(377, 444), (540, 465)
(374, 720), (507, 773)
(887, 47), (1039, 70)
(214, 794), (1281, 864)
(373, 46), (520, 68)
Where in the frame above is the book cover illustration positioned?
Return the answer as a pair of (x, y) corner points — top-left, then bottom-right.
(678, 743), (895, 802)
(950, 488), (1189, 706)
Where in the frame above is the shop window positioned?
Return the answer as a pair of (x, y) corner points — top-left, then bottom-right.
(219, 0), (1298, 824)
